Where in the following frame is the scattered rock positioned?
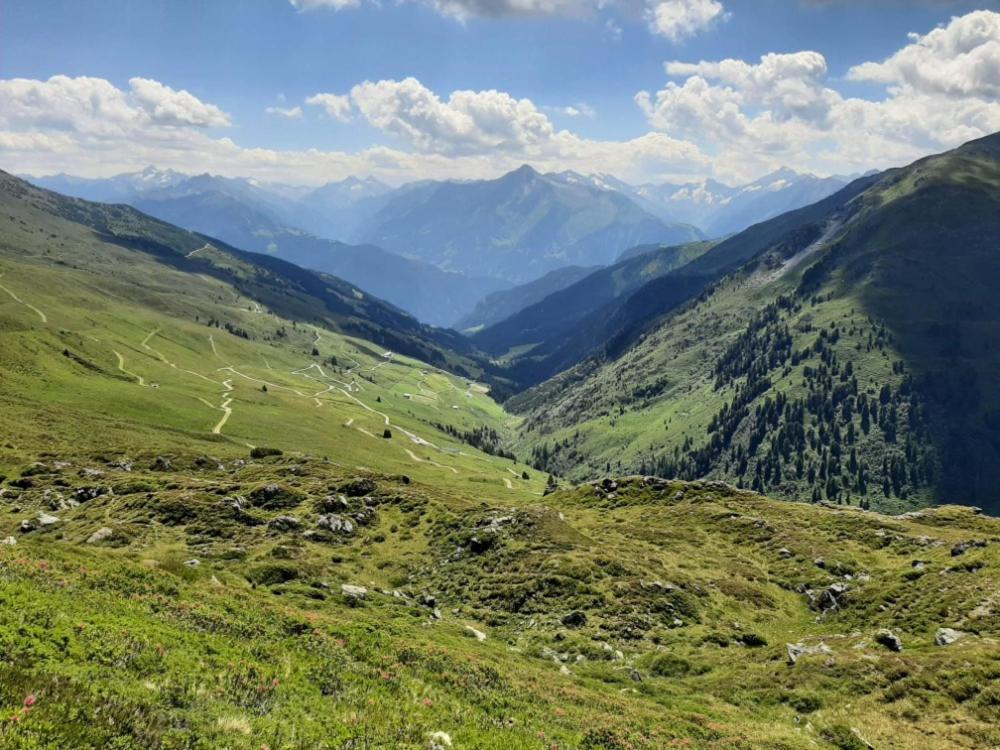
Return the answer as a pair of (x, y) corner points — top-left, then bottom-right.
(628, 668), (643, 682)
(951, 540), (987, 557)
(561, 611), (588, 628)
(267, 515), (301, 532)
(341, 584), (367, 600)
(559, 664), (571, 676)
(19, 519), (36, 534)
(108, 459), (133, 472)
(151, 456), (173, 472)
(786, 642), (833, 665)
(934, 627), (965, 646)
(86, 527), (114, 544)
(340, 478), (376, 497)
(464, 626), (487, 642)
(778, 548), (793, 559)
(37, 512), (60, 527)
(74, 486), (109, 503)
(0, 536), (16, 546)
(184, 559), (201, 567)
(875, 629), (903, 652)
(809, 583), (849, 612)
(316, 514), (354, 534)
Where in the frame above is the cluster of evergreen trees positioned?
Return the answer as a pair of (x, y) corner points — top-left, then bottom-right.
(434, 423), (515, 461)
(637, 298), (937, 507)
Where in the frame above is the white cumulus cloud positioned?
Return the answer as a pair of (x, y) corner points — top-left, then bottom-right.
(647, 0), (726, 41)
(266, 105), (304, 119)
(305, 93), (353, 121)
(848, 9), (1000, 99)
(346, 77), (555, 154)
(128, 77), (232, 127)
(636, 10), (1000, 181)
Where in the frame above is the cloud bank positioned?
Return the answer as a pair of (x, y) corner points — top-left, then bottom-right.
(2, 11), (998, 186)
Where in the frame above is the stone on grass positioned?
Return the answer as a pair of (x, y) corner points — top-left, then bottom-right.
(87, 527), (114, 544)
(316, 514), (354, 534)
(875, 629), (903, 652)
(464, 625), (487, 642)
(341, 584), (367, 600)
(267, 515), (301, 532)
(786, 642), (833, 665)
(935, 627), (965, 646)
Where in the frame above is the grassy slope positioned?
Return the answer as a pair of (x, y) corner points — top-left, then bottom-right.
(513, 134), (1000, 514)
(1, 471), (997, 749)
(0, 171), (540, 502)
(0, 168), (997, 750)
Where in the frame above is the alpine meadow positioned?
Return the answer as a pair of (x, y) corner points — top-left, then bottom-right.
(1, 2), (999, 749)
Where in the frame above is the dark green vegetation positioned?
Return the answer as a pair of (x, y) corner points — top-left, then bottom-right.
(354, 165), (704, 282)
(456, 265), (599, 332)
(513, 133), (1000, 514)
(473, 240), (715, 386)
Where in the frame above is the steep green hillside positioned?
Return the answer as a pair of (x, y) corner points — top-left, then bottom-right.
(514, 134), (1000, 514)
(472, 241), (714, 386)
(0, 170), (533, 497)
(456, 264), (598, 332)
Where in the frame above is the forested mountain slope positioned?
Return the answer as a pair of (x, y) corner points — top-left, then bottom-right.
(514, 133), (1000, 514)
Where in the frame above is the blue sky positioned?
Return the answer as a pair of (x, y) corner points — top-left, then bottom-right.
(1, 1), (998, 185)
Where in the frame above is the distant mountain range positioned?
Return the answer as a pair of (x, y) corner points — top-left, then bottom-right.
(28, 170), (503, 327)
(350, 165), (705, 283)
(25, 163), (861, 325)
(576, 169), (852, 238)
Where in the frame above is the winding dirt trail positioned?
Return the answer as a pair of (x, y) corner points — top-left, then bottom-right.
(405, 448), (459, 474)
(0, 273), (47, 323)
(211, 379), (234, 434)
(113, 350), (146, 386)
(140, 328), (219, 383)
(185, 243), (212, 259)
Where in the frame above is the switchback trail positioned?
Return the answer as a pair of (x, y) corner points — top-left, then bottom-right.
(0, 273), (48, 323)
(113, 350), (146, 386)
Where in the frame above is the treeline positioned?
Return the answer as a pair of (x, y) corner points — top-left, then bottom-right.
(434, 423), (515, 461)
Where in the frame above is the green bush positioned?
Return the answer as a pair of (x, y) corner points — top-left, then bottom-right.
(247, 563), (299, 586)
(250, 446), (283, 459)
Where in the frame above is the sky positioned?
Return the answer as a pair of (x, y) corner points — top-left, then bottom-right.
(1, 0), (998, 186)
